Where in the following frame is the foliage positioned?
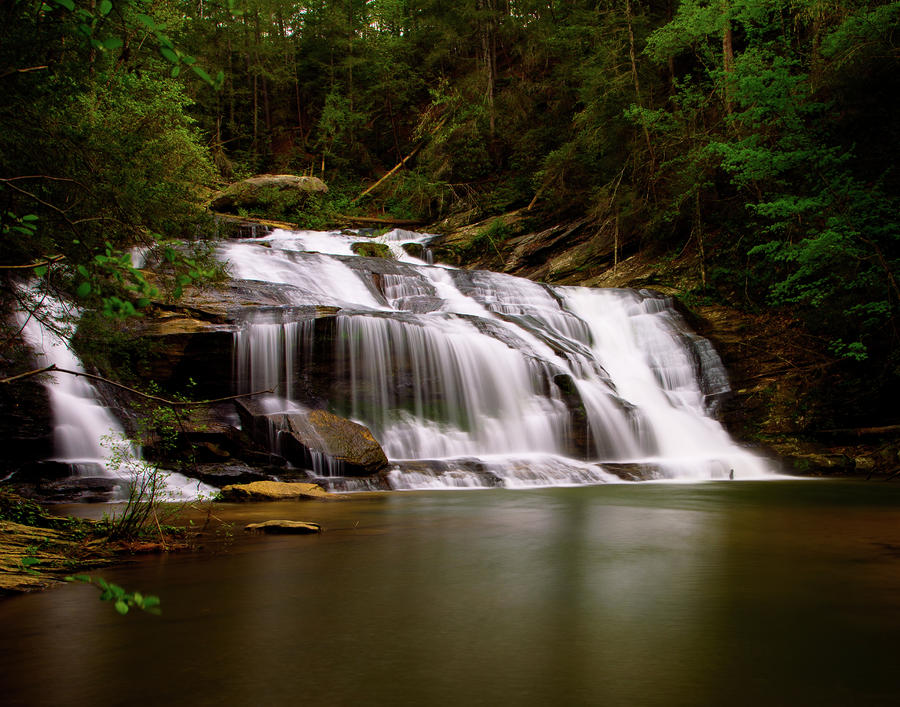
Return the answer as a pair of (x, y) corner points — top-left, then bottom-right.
(2, 0), (898, 427)
(65, 574), (161, 615)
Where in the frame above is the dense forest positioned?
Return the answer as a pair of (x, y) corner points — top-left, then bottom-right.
(2, 0), (899, 433)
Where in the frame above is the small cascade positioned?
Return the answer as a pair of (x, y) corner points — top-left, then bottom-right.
(225, 229), (775, 488)
(16, 289), (214, 500)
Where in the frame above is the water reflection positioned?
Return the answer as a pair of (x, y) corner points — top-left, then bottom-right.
(2, 482), (900, 706)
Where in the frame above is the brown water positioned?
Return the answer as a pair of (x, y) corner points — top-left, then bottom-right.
(2, 480), (900, 706)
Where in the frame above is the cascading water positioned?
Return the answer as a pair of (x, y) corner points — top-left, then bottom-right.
(15, 288), (215, 499)
(224, 228), (775, 488)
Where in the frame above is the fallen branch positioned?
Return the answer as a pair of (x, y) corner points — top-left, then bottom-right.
(0, 255), (65, 270)
(0, 364), (275, 406)
(352, 116), (447, 204)
(353, 144), (423, 203)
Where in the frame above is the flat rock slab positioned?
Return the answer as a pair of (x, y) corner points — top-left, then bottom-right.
(245, 520), (321, 534)
(218, 480), (337, 502)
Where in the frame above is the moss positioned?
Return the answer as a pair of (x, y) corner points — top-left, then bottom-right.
(350, 241), (394, 259)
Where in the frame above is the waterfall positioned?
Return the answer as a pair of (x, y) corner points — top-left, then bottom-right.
(225, 229), (775, 487)
(15, 287), (215, 500)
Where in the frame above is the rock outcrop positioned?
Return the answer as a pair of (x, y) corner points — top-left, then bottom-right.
(218, 480), (336, 502)
(244, 520), (322, 534)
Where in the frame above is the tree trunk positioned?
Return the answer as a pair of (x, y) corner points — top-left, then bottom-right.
(721, 1), (735, 117)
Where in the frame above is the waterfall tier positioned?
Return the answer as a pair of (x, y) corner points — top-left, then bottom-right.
(225, 228), (774, 487)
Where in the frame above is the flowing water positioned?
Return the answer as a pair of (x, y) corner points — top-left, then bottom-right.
(15, 288), (214, 499)
(225, 228), (773, 486)
(2, 481), (899, 706)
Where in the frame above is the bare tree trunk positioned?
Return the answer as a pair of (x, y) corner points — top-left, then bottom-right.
(625, 0), (656, 187)
(721, 0), (735, 116)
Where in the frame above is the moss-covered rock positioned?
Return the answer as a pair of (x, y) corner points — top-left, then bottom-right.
(210, 174), (328, 214)
(350, 241), (394, 259)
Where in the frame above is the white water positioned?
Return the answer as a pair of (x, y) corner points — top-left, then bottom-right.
(225, 229), (775, 487)
(15, 288), (215, 500)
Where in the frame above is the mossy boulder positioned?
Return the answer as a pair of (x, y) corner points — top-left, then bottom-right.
(351, 241), (394, 259)
(210, 174), (328, 214)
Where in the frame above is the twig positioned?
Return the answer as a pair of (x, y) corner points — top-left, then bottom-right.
(0, 365), (55, 384)
(0, 364), (275, 405)
(0, 255), (65, 270)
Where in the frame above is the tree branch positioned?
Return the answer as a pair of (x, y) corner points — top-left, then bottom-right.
(0, 254), (65, 270)
(0, 364), (275, 406)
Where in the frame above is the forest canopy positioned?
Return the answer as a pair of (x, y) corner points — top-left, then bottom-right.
(2, 0), (898, 420)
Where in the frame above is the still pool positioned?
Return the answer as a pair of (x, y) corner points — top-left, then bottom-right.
(2, 480), (900, 706)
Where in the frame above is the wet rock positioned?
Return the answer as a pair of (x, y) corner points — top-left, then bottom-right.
(0, 372), (53, 481)
(602, 463), (666, 481)
(10, 477), (121, 503)
(244, 520), (321, 534)
(210, 174), (328, 213)
(218, 480), (335, 502)
(235, 399), (390, 476)
(189, 463), (276, 487)
(553, 374), (592, 459)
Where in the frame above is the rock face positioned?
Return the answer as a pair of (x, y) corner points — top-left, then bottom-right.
(235, 399), (390, 476)
(210, 174), (328, 214)
(218, 480), (335, 502)
(244, 520), (321, 534)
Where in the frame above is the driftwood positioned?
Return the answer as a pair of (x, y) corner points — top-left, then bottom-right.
(0, 364), (274, 406)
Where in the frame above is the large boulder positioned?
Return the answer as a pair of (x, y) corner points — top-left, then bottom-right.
(210, 174), (328, 214)
(235, 399), (390, 477)
(218, 480), (335, 502)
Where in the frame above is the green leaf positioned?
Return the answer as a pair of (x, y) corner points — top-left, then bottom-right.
(170, 65), (181, 78)
(21, 557), (41, 568)
(21, 214), (38, 222)
(102, 37), (123, 51)
(114, 600), (129, 615)
(77, 265), (90, 277)
(34, 265), (48, 278)
(51, 0), (75, 10)
(191, 65), (212, 85)
(76, 281), (91, 297)
(99, 0), (112, 16)
(136, 298), (150, 308)
(136, 14), (156, 30)
(160, 46), (178, 64)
